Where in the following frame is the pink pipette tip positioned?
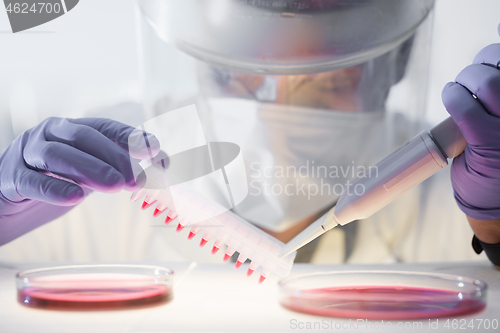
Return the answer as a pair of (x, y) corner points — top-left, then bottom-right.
(130, 190), (144, 202)
(165, 215), (174, 225)
(247, 268), (254, 277)
(187, 231), (196, 240)
(211, 245), (220, 255)
(200, 238), (208, 247)
(153, 208), (162, 217)
(258, 275), (267, 284)
(223, 253), (231, 262)
(141, 200), (151, 210)
(235, 260), (243, 269)
(176, 223), (185, 232)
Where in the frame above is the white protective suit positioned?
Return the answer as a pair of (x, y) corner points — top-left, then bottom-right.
(0, 0), (495, 264)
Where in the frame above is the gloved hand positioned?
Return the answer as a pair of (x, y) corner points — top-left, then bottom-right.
(441, 26), (500, 221)
(0, 117), (160, 245)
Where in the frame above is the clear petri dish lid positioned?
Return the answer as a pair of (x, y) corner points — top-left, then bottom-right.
(16, 264), (173, 310)
(279, 271), (487, 320)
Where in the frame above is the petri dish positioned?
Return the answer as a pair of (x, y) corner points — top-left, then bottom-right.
(279, 271), (487, 320)
(16, 264), (173, 310)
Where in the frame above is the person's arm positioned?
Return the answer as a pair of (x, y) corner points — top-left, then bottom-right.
(466, 216), (500, 270)
(467, 217), (500, 245)
(0, 117), (159, 245)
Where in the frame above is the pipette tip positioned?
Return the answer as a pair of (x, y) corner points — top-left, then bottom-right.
(187, 231), (196, 240)
(165, 215), (175, 224)
(200, 238), (208, 247)
(130, 190), (144, 202)
(223, 253), (231, 262)
(153, 208), (162, 217)
(279, 217), (330, 257)
(258, 275), (266, 284)
(211, 245), (220, 255)
(235, 260), (243, 269)
(176, 223), (185, 232)
(247, 268), (254, 277)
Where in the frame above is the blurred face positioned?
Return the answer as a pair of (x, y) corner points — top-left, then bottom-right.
(275, 67), (362, 111)
(209, 66), (364, 112)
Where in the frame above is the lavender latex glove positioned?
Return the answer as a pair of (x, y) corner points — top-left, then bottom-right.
(0, 117), (160, 245)
(441, 28), (500, 221)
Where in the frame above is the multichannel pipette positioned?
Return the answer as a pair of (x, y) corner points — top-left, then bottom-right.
(127, 104), (297, 283)
(131, 183), (297, 283)
(280, 116), (467, 257)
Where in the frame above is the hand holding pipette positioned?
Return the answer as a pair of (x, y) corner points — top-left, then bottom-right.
(280, 117), (466, 257)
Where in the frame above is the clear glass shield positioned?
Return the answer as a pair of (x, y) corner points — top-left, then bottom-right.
(136, 0), (435, 238)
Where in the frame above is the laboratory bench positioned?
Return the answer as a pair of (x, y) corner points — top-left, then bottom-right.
(0, 260), (498, 333)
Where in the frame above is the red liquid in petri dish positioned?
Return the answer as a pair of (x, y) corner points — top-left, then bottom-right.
(18, 283), (171, 310)
(281, 286), (486, 320)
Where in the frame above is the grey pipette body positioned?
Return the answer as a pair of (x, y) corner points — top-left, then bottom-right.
(280, 117), (466, 257)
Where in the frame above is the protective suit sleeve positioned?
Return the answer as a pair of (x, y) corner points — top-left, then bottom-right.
(0, 117), (160, 245)
(441, 26), (500, 221)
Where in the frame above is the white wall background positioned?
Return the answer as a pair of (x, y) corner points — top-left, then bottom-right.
(427, 0), (500, 124)
(0, 0), (141, 148)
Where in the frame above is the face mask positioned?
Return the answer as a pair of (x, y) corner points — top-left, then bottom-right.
(202, 98), (389, 232)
